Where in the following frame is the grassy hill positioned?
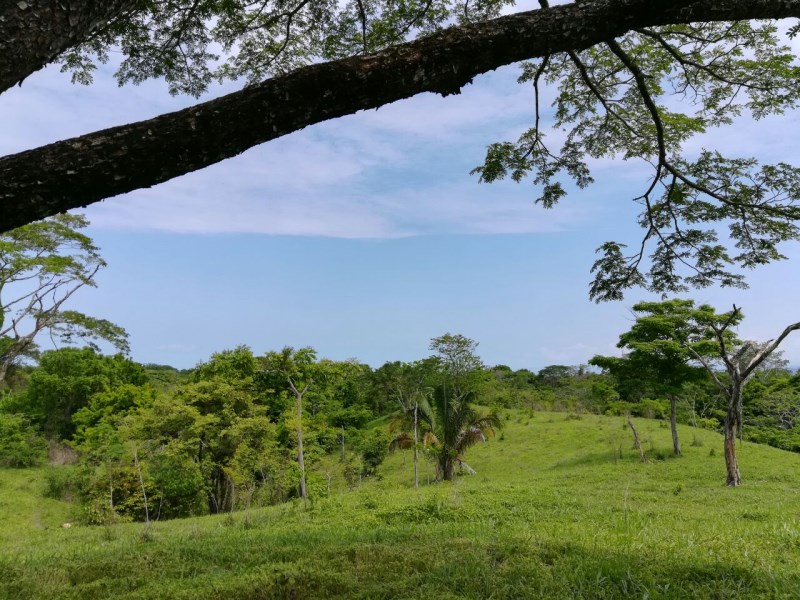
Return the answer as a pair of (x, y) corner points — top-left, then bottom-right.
(2, 411), (800, 599)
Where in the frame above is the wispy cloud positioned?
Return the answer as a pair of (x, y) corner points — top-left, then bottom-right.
(50, 63), (593, 238)
(5, 35), (799, 241)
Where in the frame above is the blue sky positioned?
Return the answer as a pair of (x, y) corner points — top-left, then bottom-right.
(2, 34), (800, 370)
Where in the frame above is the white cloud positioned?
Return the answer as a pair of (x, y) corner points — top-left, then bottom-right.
(5, 29), (800, 241)
(84, 159), (592, 237)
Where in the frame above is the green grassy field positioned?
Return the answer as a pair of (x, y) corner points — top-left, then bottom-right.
(2, 411), (800, 599)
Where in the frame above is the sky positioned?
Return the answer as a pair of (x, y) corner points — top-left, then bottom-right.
(2, 19), (800, 371)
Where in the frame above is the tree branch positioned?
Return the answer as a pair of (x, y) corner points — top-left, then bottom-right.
(686, 345), (729, 395)
(0, 0), (142, 94)
(2, 0), (800, 231)
(742, 321), (800, 379)
(711, 305), (742, 375)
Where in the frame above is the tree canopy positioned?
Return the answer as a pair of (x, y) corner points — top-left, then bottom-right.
(0, 214), (128, 387)
(3, 1), (800, 299)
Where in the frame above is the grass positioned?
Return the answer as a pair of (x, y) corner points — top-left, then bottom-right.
(0, 467), (76, 546)
(2, 412), (800, 599)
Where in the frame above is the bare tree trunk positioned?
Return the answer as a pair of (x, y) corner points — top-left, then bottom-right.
(296, 390), (307, 501)
(669, 395), (681, 456)
(133, 450), (150, 525)
(724, 383), (742, 486)
(439, 454), (456, 481)
(627, 416), (647, 463)
(0, 361), (9, 388)
(413, 403), (419, 488)
(108, 459), (114, 511)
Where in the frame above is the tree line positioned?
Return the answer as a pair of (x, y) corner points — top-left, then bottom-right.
(1, 320), (799, 524)
(2, 216), (799, 522)
(0, 334), (504, 523)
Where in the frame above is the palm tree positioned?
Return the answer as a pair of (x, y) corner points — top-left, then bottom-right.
(422, 391), (502, 481)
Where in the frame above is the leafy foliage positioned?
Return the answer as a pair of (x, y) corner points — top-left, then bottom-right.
(23, 348), (147, 439)
(7, 411), (800, 599)
(472, 20), (800, 300)
(424, 334), (501, 480)
(0, 413), (47, 467)
(0, 215), (128, 386)
(60, 0), (514, 96)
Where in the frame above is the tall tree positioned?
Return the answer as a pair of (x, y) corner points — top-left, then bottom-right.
(2, 1), (800, 302)
(387, 360), (435, 488)
(429, 333), (485, 405)
(0, 214), (128, 387)
(22, 347), (146, 439)
(260, 346), (317, 500)
(686, 305), (800, 486)
(426, 334), (499, 480)
(591, 299), (709, 456)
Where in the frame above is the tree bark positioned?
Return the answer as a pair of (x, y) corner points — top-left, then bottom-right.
(724, 383), (742, 486)
(0, 0), (141, 94)
(669, 395), (681, 457)
(692, 312), (800, 486)
(0, 361), (9, 388)
(3, 0), (800, 232)
(440, 456), (455, 481)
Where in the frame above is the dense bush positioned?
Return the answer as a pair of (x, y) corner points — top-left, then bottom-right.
(357, 429), (391, 475)
(0, 413), (47, 467)
(43, 465), (83, 500)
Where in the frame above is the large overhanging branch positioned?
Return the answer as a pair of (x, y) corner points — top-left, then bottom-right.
(0, 0), (142, 94)
(2, 0), (800, 232)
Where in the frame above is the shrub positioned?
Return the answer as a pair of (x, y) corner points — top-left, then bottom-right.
(43, 465), (84, 500)
(357, 429), (390, 475)
(0, 413), (47, 467)
(696, 417), (720, 431)
(148, 451), (206, 518)
(604, 401), (637, 417)
(639, 399), (668, 420)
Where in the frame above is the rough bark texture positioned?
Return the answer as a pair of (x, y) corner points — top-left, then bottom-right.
(0, 362), (9, 388)
(669, 396), (682, 457)
(439, 455), (455, 481)
(0, 0), (141, 94)
(724, 382), (743, 486)
(2, 0), (800, 231)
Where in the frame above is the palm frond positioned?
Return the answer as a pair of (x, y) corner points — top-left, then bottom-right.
(453, 411), (501, 454)
(423, 430), (439, 447)
(389, 432), (414, 452)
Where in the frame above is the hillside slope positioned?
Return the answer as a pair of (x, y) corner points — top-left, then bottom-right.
(2, 412), (800, 599)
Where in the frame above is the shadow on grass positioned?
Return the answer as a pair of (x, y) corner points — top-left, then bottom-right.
(548, 446), (684, 472)
(1, 527), (795, 600)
